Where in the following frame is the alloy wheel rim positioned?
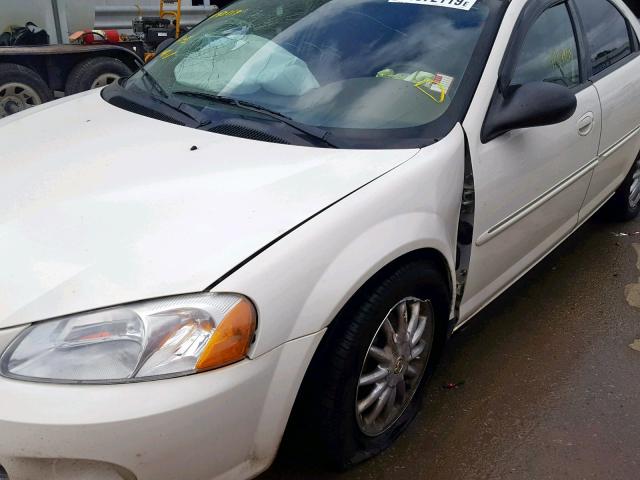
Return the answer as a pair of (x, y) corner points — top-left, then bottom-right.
(0, 82), (42, 118)
(91, 73), (121, 89)
(355, 297), (434, 437)
(629, 158), (640, 210)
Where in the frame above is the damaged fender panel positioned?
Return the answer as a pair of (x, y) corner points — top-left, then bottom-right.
(216, 125), (467, 358)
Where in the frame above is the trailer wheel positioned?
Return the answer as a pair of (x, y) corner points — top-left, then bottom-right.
(0, 63), (52, 119)
(65, 57), (132, 95)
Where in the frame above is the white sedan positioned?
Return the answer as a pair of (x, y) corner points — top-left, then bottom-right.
(1, 0), (640, 479)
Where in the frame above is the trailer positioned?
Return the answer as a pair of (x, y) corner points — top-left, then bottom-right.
(0, 44), (143, 118)
(0, 0), (217, 119)
(1, 0), (219, 43)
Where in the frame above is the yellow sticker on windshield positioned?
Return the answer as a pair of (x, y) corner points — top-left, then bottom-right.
(159, 49), (176, 60)
(176, 34), (192, 45)
(377, 69), (454, 104)
(389, 0), (477, 11)
(214, 9), (245, 17)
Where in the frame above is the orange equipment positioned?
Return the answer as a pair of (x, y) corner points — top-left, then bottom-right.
(160, 0), (183, 38)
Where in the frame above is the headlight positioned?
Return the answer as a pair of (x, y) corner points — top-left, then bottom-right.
(0, 293), (256, 384)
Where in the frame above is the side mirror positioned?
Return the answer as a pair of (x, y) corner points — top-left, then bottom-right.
(481, 81), (577, 143)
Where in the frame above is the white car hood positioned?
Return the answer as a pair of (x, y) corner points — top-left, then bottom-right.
(0, 90), (416, 329)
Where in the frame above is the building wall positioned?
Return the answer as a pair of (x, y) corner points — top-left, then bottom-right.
(63, 0), (216, 34)
(1, 1), (58, 37)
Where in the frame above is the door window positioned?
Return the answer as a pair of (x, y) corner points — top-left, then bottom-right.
(577, 0), (632, 76)
(512, 3), (580, 88)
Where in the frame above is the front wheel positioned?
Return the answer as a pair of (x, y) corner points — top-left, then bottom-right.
(354, 296), (434, 437)
(605, 153), (640, 222)
(291, 261), (449, 469)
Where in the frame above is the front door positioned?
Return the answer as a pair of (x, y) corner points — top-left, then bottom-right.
(461, 0), (602, 320)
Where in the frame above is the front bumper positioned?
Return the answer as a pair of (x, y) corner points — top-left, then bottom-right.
(0, 327), (324, 480)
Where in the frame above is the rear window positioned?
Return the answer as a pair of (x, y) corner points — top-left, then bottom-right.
(577, 0), (633, 76)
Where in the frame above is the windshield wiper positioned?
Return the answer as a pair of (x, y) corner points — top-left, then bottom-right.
(133, 59), (210, 128)
(134, 58), (170, 99)
(173, 91), (336, 148)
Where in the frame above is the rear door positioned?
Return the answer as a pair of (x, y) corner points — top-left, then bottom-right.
(577, 0), (640, 219)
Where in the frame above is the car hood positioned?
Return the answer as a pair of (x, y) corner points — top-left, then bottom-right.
(0, 90), (417, 329)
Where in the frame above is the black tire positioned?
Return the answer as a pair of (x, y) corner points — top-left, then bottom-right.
(604, 153), (640, 222)
(287, 260), (450, 470)
(0, 63), (52, 118)
(65, 57), (132, 95)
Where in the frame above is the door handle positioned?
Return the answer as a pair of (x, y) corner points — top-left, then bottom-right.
(577, 112), (595, 136)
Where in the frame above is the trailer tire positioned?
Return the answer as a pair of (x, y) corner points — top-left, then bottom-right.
(65, 57), (132, 95)
(0, 63), (52, 118)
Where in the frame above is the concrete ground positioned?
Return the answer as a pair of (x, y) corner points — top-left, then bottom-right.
(261, 213), (640, 480)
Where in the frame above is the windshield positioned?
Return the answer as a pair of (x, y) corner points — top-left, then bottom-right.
(124, 0), (503, 147)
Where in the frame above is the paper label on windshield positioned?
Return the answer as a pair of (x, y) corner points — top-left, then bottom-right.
(432, 73), (454, 94)
(388, 0), (478, 11)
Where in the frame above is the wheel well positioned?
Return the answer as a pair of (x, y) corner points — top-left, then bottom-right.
(323, 248), (453, 358)
(354, 249), (453, 312)
(278, 249), (452, 465)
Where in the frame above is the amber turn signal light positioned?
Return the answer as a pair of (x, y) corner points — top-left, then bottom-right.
(195, 297), (257, 371)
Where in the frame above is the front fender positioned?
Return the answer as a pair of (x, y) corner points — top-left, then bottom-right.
(215, 125), (466, 358)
